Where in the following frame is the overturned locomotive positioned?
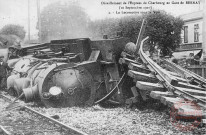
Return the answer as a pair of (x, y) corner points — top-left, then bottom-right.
(6, 37), (134, 107)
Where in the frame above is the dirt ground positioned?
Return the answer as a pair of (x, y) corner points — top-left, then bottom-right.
(33, 102), (206, 135)
(0, 97), (66, 135)
(0, 91), (205, 135)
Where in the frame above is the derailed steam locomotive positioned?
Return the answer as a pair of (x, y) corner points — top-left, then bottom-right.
(7, 36), (134, 107)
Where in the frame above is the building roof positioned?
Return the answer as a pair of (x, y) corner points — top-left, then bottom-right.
(180, 10), (203, 22)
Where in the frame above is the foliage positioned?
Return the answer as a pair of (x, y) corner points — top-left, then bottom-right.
(37, 2), (90, 42)
(89, 11), (184, 56)
(88, 18), (120, 39)
(0, 24), (26, 40)
(145, 11), (184, 56)
(37, 3), (183, 56)
(0, 34), (22, 48)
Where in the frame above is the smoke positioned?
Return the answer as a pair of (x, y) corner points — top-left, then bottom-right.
(0, 34), (21, 48)
(38, 2), (93, 42)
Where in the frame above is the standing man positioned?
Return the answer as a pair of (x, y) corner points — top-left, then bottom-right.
(0, 45), (21, 89)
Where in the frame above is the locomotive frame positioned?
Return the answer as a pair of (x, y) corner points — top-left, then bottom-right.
(6, 35), (133, 107)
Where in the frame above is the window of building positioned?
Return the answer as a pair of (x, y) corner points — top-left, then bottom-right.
(194, 24), (199, 42)
(184, 26), (188, 43)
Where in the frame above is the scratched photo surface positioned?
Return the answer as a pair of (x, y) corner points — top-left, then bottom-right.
(0, 0), (205, 135)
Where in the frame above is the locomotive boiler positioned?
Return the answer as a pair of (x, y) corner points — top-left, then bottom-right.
(6, 36), (132, 107)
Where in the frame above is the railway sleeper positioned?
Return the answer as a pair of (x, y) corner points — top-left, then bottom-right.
(151, 92), (206, 125)
(121, 51), (136, 60)
(125, 86), (146, 108)
(130, 80), (206, 124)
(175, 82), (206, 91)
(136, 80), (206, 98)
(128, 63), (151, 74)
(119, 57), (142, 65)
(128, 70), (159, 83)
(0, 125), (11, 135)
(136, 81), (166, 91)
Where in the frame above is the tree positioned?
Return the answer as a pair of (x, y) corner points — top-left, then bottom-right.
(145, 11), (184, 56)
(88, 18), (120, 39)
(116, 11), (184, 56)
(118, 15), (143, 43)
(0, 24), (26, 40)
(37, 2), (90, 42)
(88, 10), (184, 56)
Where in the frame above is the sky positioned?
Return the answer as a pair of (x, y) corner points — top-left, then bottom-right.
(0, 0), (201, 39)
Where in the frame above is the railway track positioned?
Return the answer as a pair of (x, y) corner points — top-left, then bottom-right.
(0, 93), (88, 135)
(119, 36), (206, 127)
(118, 20), (206, 131)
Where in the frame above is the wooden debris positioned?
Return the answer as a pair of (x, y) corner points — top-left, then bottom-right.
(162, 60), (186, 78)
(160, 97), (183, 107)
(128, 63), (150, 74)
(121, 51), (135, 60)
(194, 95), (206, 101)
(150, 91), (174, 100)
(128, 70), (158, 83)
(136, 81), (166, 91)
(119, 58), (141, 65)
(174, 87), (206, 97)
(176, 82), (205, 91)
(121, 42), (206, 120)
(162, 68), (181, 78)
(175, 104), (205, 117)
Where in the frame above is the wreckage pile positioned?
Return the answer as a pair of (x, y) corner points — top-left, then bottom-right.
(0, 19), (205, 135)
(119, 36), (206, 127)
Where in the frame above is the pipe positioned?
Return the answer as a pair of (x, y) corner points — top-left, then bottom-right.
(94, 73), (126, 104)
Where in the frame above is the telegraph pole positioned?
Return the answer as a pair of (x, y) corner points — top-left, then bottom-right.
(28, 0), (30, 42)
(37, 0), (41, 43)
(203, 0), (206, 60)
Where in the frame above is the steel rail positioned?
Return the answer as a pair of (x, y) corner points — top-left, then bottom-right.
(138, 37), (206, 108)
(22, 106), (87, 135)
(0, 125), (11, 135)
(0, 94), (88, 135)
(164, 59), (206, 88)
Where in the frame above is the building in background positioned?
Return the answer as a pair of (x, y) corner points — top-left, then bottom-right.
(175, 0), (206, 62)
(174, 0), (206, 78)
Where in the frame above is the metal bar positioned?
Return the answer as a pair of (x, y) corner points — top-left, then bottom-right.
(23, 106), (87, 135)
(0, 94), (87, 135)
(94, 73), (126, 104)
(135, 19), (147, 54)
(139, 37), (206, 108)
(164, 59), (206, 88)
(0, 125), (11, 135)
